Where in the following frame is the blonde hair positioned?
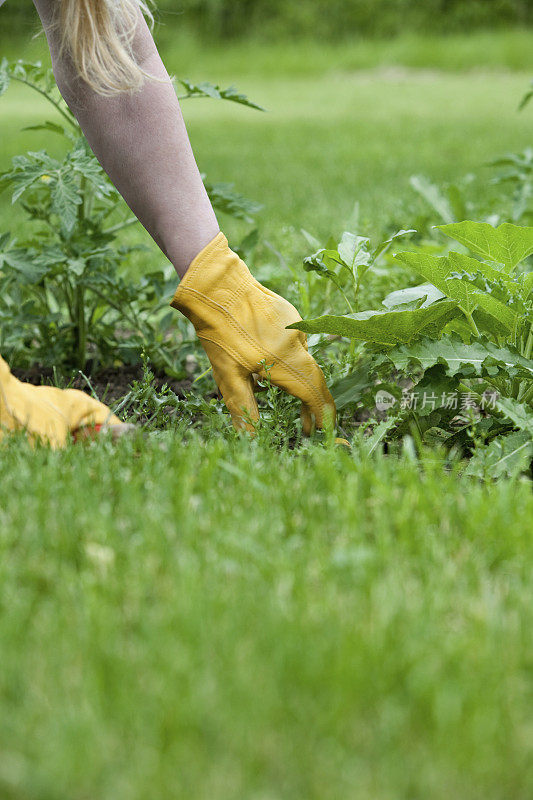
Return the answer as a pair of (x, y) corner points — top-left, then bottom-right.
(58, 0), (154, 96)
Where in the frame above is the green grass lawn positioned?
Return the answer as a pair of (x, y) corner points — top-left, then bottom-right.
(1, 435), (532, 800)
(2, 31), (533, 249)
(1, 30), (532, 800)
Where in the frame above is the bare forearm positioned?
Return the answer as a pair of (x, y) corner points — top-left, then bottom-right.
(32, 0), (219, 276)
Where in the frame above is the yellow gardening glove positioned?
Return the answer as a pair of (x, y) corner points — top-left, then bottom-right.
(171, 232), (336, 433)
(0, 355), (122, 448)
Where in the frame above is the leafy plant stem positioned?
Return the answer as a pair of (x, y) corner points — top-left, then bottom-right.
(104, 217), (139, 235)
(412, 411), (424, 442)
(354, 276), (363, 308)
(10, 75), (78, 131)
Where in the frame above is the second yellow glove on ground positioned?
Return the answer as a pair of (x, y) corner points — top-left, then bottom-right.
(0, 355), (121, 448)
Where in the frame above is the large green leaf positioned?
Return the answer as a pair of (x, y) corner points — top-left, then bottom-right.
(395, 251), (487, 296)
(494, 397), (533, 435)
(51, 170), (81, 233)
(329, 361), (375, 409)
(448, 275), (520, 335)
(68, 141), (113, 195)
(395, 250), (520, 333)
(385, 335), (533, 378)
(338, 232), (370, 268)
(288, 300), (458, 346)
(362, 416), (400, 455)
(2, 249), (50, 283)
(382, 283), (445, 310)
(437, 221), (533, 272)
(465, 431), (532, 479)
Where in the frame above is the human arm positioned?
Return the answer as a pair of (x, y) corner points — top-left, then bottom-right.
(32, 0), (219, 276)
(31, 0), (336, 431)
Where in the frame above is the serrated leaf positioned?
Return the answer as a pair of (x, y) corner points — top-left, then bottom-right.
(51, 170), (81, 232)
(437, 221), (533, 272)
(337, 232), (371, 271)
(465, 431), (532, 479)
(383, 283), (445, 309)
(288, 300), (459, 346)
(385, 335), (533, 378)
(396, 250), (494, 294)
(4, 150), (61, 203)
(22, 121), (69, 138)
(10, 166), (51, 203)
(202, 176), (261, 222)
(3, 249), (50, 283)
(176, 79), (265, 111)
(395, 250), (520, 333)
(453, 279), (519, 334)
(67, 258), (86, 277)
(493, 397), (533, 434)
(363, 416), (400, 455)
(68, 143), (112, 194)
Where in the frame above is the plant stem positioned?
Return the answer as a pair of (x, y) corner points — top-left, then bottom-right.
(75, 285), (86, 369)
(523, 324), (533, 360)
(341, 289), (354, 314)
(518, 382), (533, 405)
(11, 76), (78, 131)
(465, 312), (480, 338)
(104, 217), (139, 235)
(348, 339), (357, 366)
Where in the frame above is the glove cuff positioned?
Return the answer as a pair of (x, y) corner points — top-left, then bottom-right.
(170, 232), (253, 317)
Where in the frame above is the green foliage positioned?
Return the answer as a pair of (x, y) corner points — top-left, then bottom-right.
(488, 149), (533, 224)
(292, 302), (458, 346)
(0, 59), (261, 372)
(302, 228), (415, 313)
(4, 0), (533, 42)
(466, 429), (533, 478)
(174, 78), (266, 111)
(438, 220), (533, 271)
(293, 220), (533, 478)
